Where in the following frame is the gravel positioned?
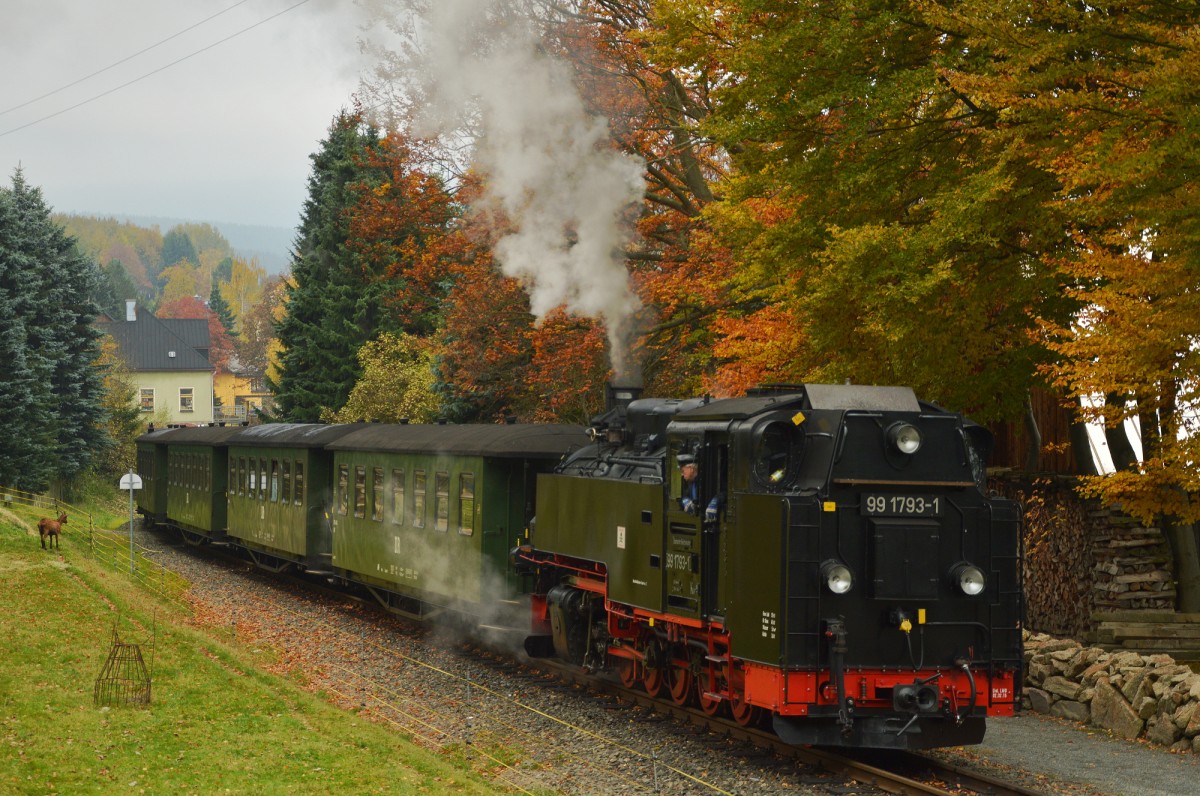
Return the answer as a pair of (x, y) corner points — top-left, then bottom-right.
(134, 521), (1200, 795)
(134, 522), (848, 795)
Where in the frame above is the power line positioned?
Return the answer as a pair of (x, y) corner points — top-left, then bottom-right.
(0, 0), (314, 139)
(0, 0), (257, 119)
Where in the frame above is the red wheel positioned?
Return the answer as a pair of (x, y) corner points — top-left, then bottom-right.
(641, 638), (665, 697)
(643, 664), (664, 697)
(729, 665), (763, 727)
(618, 657), (639, 688)
(667, 654), (694, 706)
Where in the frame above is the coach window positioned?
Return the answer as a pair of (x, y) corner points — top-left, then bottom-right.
(248, 457), (258, 497)
(372, 467), (384, 522)
(281, 460), (292, 504)
(413, 470), (426, 528)
(337, 464), (349, 515)
(458, 473), (475, 536)
(435, 472), (450, 532)
(354, 465), (367, 519)
(270, 459), (280, 502)
(238, 457), (246, 497)
(294, 461), (305, 505)
(228, 460), (236, 496)
(391, 469), (405, 525)
(259, 460), (268, 501)
(204, 456), (211, 491)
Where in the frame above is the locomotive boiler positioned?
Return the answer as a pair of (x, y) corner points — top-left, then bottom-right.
(519, 383), (1023, 749)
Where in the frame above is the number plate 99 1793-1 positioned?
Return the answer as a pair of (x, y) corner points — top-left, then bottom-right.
(863, 494), (942, 517)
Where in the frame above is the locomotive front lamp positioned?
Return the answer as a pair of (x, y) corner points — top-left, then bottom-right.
(951, 563), (986, 596)
(887, 422), (923, 455)
(821, 559), (854, 594)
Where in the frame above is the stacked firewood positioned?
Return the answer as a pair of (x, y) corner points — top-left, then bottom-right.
(1090, 508), (1175, 611)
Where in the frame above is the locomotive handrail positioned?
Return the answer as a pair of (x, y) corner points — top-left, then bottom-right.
(832, 478), (978, 487)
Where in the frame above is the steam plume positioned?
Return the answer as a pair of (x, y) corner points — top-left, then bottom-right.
(362, 0), (645, 380)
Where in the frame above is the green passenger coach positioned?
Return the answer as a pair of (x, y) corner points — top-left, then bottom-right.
(224, 423), (365, 572)
(135, 427), (174, 524)
(325, 424), (587, 617)
(159, 426), (242, 538)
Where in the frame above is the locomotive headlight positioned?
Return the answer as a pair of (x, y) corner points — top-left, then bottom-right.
(821, 559), (854, 594)
(951, 562), (986, 596)
(887, 422), (923, 455)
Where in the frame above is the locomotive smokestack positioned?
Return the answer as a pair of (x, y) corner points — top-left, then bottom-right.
(605, 381), (643, 414)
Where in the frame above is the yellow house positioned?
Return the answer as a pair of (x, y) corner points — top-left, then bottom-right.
(213, 364), (272, 424)
(99, 300), (214, 425)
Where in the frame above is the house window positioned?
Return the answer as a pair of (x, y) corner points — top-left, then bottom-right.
(179, 387), (194, 413)
(140, 388), (154, 412)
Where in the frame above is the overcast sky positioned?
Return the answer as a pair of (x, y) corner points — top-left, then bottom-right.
(0, 0), (368, 232)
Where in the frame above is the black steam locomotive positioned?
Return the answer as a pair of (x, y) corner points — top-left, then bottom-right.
(520, 383), (1022, 748)
(136, 382), (1021, 750)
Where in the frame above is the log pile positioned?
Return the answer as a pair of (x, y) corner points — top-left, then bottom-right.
(993, 476), (1094, 638)
(991, 474), (1175, 639)
(1089, 508), (1175, 611)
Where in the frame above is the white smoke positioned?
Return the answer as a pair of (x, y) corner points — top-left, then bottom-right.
(360, 0), (645, 380)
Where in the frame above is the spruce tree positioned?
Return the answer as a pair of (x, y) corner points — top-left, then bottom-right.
(0, 169), (104, 491)
(208, 274), (236, 335)
(270, 111), (387, 421)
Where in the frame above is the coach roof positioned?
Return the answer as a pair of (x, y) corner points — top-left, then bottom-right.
(227, 423), (368, 448)
(327, 424), (589, 459)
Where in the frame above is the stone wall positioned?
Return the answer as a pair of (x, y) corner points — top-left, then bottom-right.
(1024, 631), (1200, 753)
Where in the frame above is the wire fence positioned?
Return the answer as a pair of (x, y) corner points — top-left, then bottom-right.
(3, 484), (731, 794)
(1, 484), (190, 610)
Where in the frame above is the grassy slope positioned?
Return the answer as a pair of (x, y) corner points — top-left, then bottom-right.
(0, 507), (504, 795)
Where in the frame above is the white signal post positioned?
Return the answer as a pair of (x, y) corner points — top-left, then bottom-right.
(119, 471), (143, 574)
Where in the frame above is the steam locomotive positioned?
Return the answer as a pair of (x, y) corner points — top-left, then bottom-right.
(135, 382), (1022, 750)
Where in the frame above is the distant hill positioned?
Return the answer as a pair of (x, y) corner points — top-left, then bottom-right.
(119, 215), (294, 275)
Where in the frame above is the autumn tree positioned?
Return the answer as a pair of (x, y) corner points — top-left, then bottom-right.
(159, 261), (205, 305)
(913, 0), (1200, 610)
(346, 130), (457, 339)
(326, 332), (440, 423)
(651, 0), (1076, 420)
(435, 248), (536, 423)
(92, 336), (142, 477)
(237, 275), (286, 380)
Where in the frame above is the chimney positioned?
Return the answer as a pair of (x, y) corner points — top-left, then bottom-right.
(125, 300), (136, 322)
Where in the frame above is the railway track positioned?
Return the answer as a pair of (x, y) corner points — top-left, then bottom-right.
(154, 528), (1050, 795)
(526, 658), (1052, 796)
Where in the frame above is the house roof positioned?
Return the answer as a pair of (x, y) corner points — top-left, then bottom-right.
(99, 304), (212, 372)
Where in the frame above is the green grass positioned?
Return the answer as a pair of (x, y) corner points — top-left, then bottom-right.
(0, 504), (509, 795)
